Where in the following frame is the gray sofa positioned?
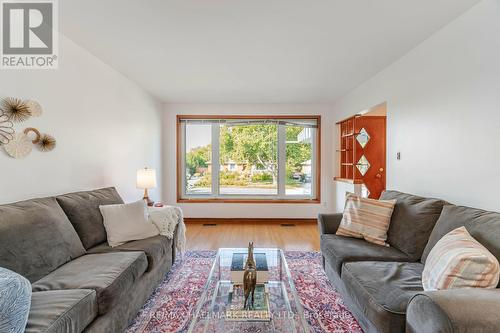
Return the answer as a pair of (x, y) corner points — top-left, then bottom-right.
(319, 190), (500, 333)
(0, 187), (178, 333)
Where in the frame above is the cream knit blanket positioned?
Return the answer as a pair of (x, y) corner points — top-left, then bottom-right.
(148, 206), (186, 257)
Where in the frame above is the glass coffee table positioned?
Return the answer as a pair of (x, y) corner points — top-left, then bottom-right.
(187, 248), (310, 333)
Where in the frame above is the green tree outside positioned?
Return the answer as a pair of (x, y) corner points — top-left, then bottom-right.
(186, 125), (312, 187)
(185, 145), (210, 179)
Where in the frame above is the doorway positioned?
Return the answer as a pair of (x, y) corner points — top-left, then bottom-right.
(335, 103), (387, 199)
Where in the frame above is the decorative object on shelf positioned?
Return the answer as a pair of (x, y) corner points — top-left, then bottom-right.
(4, 132), (32, 159)
(25, 100), (43, 117)
(23, 127), (41, 144)
(137, 167), (157, 206)
(0, 98), (31, 123)
(0, 111), (14, 145)
(243, 242), (257, 310)
(37, 133), (56, 152)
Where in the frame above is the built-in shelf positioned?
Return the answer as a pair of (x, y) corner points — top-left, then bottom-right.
(334, 177), (364, 184)
(338, 115), (358, 182)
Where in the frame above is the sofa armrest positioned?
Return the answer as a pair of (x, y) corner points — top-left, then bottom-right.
(317, 213), (343, 235)
(406, 289), (500, 333)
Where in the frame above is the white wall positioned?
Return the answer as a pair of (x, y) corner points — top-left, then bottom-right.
(0, 35), (162, 204)
(162, 104), (335, 218)
(333, 0), (500, 211)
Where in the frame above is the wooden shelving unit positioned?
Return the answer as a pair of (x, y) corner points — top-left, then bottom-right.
(334, 103), (387, 199)
(336, 115), (361, 182)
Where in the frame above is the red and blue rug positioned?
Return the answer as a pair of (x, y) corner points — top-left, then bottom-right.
(126, 251), (362, 333)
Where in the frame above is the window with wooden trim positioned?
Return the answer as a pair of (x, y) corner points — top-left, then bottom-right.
(177, 115), (321, 203)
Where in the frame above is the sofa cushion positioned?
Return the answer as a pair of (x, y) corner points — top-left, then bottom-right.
(336, 193), (397, 246)
(32, 252), (147, 315)
(423, 226), (499, 291)
(99, 200), (159, 247)
(0, 197), (86, 282)
(56, 187), (124, 249)
(422, 205), (500, 270)
(26, 289), (97, 333)
(381, 190), (446, 261)
(342, 261), (424, 333)
(87, 235), (173, 272)
(320, 234), (411, 275)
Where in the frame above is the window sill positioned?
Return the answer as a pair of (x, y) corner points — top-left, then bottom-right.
(177, 198), (321, 204)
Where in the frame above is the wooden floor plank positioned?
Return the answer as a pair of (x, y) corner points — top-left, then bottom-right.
(186, 222), (320, 251)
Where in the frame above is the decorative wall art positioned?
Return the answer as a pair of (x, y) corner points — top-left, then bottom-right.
(0, 97), (56, 159)
(23, 127), (41, 143)
(0, 111), (14, 145)
(37, 133), (56, 152)
(0, 97), (31, 123)
(25, 100), (43, 117)
(4, 133), (32, 159)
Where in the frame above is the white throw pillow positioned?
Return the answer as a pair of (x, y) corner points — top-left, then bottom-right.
(99, 200), (159, 247)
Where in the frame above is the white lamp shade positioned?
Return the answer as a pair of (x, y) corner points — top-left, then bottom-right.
(137, 168), (157, 189)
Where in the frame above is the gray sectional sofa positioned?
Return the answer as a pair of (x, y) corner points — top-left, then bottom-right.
(0, 187), (179, 333)
(319, 190), (500, 333)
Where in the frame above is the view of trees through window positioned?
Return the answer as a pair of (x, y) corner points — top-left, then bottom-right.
(185, 123), (211, 195)
(183, 117), (317, 199)
(219, 123), (278, 195)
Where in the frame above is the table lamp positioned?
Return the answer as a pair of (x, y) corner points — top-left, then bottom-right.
(137, 167), (157, 206)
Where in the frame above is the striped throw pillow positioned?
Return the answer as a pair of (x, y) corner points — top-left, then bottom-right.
(336, 194), (397, 246)
(422, 226), (500, 291)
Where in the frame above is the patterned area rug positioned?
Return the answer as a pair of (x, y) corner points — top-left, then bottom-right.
(126, 251), (362, 333)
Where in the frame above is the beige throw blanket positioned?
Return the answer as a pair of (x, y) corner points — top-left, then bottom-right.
(148, 206), (186, 257)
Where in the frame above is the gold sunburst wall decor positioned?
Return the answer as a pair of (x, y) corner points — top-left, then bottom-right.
(37, 133), (56, 152)
(0, 97), (31, 123)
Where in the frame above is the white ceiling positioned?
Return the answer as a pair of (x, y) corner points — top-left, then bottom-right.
(61, 0), (481, 103)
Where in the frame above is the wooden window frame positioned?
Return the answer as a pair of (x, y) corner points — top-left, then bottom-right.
(176, 115), (321, 204)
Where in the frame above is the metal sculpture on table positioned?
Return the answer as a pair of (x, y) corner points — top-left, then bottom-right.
(243, 242), (257, 310)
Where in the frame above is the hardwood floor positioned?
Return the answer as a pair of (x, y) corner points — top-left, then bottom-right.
(186, 221), (320, 251)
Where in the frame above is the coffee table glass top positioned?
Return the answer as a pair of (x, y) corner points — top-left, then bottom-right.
(187, 248), (310, 333)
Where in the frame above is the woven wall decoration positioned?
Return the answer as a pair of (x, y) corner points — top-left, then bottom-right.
(25, 100), (43, 117)
(0, 111), (14, 145)
(1, 98), (56, 159)
(4, 133), (32, 159)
